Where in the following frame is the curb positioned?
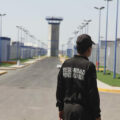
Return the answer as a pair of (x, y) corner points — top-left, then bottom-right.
(0, 57), (48, 72)
(10, 64), (29, 69)
(0, 57), (48, 76)
(98, 88), (120, 93)
(8, 57), (48, 69)
(0, 71), (7, 76)
(0, 67), (17, 70)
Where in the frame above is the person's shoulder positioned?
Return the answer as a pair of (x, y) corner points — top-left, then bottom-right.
(62, 58), (74, 66)
(87, 61), (96, 70)
(89, 61), (95, 67)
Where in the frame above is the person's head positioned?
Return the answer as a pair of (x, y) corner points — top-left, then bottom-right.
(76, 34), (95, 57)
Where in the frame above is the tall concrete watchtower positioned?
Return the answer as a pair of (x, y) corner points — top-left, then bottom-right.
(46, 17), (63, 57)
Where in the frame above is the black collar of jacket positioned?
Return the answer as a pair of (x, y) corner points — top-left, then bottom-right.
(74, 55), (89, 61)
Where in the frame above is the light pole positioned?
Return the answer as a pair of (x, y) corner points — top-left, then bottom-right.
(19, 26), (24, 60)
(68, 37), (74, 57)
(62, 44), (64, 56)
(73, 30), (79, 42)
(25, 30), (29, 46)
(16, 26), (22, 66)
(30, 35), (35, 58)
(104, 0), (112, 74)
(0, 14), (6, 64)
(82, 23), (87, 33)
(94, 6), (105, 72)
(84, 19), (92, 34)
(38, 40), (41, 58)
(19, 26), (23, 45)
(34, 37), (38, 57)
(77, 26), (83, 35)
(77, 26), (81, 35)
(22, 28), (28, 46)
(0, 13), (6, 37)
(73, 30), (79, 55)
(81, 26), (84, 34)
(113, 0), (119, 78)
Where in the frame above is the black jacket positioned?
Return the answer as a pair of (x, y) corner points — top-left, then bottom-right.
(56, 55), (101, 118)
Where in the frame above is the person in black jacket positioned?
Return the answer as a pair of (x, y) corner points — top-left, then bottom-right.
(56, 34), (101, 120)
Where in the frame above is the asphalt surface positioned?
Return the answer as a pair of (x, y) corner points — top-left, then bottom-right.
(0, 57), (119, 120)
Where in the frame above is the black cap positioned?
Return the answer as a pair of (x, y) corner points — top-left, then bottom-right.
(76, 34), (95, 54)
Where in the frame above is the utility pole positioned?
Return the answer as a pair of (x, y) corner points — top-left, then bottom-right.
(94, 6), (105, 72)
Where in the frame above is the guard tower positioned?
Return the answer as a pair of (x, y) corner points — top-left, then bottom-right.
(46, 17), (63, 57)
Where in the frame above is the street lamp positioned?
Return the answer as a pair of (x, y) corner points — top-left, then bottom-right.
(73, 30), (79, 55)
(41, 42), (47, 56)
(78, 25), (85, 35)
(82, 23), (87, 33)
(81, 26), (84, 34)
(18, 26), (24, 46)
(30, 35), (34, 47)
(19, 26), (24, 61)
(73, 30), (79, 42)
(74, 30), (79, 35)
(62, 43), (67, 56)
(113, 0), (119, 78)
(94, 6), (105, 72)
(22, 28), (28, 46)
(25, 30), (29, 46)
(0, 13), (6, 37)
(104, 0), (113, 74)
(0, 14), (6, 63)
(68, 37), (74, 57)
(38, 40), (41, 58)
(33, 36), (38, 57)
(62, 44), (64, 56)
(16, 26), (22, 66)
(77, 26), (81, 35)
(84, 19), (92, 34)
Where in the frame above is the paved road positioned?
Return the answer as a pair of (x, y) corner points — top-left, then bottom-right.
(0, 57), (119, 120)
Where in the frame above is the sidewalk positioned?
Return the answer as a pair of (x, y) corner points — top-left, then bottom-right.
(97, 80), (120, 93)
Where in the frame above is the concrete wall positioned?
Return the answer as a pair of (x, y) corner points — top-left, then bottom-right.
(10, 43), (42, 60)
(100, 48), (104, 66)
(21, 46), (27, 59)
(1, 38), (47, 62)
(106, 43), (120, 74)
(0, 37), (11, 62)
(90, 41), (120, 74)
(10, 42), (20, 60)
(89, 45), (97, 65)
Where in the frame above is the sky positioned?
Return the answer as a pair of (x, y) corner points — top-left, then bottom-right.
(0, 0), (120, 49)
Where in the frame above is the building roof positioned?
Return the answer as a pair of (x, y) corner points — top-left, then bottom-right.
(46, 16), (63, 24)
(0, 37), (11, 41)
(46, 16), (63, 21)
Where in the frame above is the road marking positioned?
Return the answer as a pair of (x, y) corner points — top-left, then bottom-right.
(98, 88), (120, 93)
